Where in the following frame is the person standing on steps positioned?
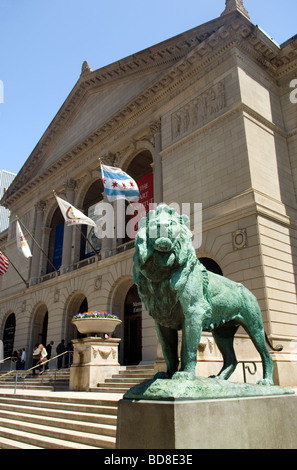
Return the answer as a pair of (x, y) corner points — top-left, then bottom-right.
(32, 345), (40, 376)
(38, 344), (48, 375)
(21, 348), (26, 370)
(56, 340), (66, 369)
(45, 340), (54, 370)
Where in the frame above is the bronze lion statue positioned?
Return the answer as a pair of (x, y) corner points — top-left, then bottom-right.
(133, 203), (278, 385)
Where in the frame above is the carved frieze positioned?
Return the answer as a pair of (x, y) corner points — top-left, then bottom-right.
(171, 81), (226, 141)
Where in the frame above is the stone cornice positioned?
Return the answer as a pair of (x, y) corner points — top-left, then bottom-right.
(2, 12), (296, 208)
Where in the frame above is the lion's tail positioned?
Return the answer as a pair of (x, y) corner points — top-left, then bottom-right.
(265, 333), (283, 351)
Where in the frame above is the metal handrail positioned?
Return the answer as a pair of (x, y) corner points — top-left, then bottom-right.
(0, 356), (15, 364)
(0, 350), (72, 379)
(0, 356), (18, 372)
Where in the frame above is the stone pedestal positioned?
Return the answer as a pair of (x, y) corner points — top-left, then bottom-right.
(116, 394), (297, 449)
(70, 337), (121, 391)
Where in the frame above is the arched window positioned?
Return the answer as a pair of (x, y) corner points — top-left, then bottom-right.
(47, 207), (64, 272)
(199, 257), (223, 276)
(66, 295), (88, 342)
(80, 180), (104, 260)
(3, 313), (16, 359)
(121, 151), (153, 245)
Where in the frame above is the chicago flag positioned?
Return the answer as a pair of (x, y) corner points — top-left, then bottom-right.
(100, 164), (140, 202)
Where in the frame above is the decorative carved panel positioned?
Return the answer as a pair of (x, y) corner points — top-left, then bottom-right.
(171, 81), (226, 141)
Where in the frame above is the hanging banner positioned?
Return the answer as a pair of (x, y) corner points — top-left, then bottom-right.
(85, 202), (103, 256)
(137, 172), (154, 214)
(127, 172), (154, 240)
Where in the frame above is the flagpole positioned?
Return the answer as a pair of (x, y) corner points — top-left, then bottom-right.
(53, 190), (100, 261)
(15, 216), (59, 274)
(75, 226), (100, 261)
(0, 248), (29, 288)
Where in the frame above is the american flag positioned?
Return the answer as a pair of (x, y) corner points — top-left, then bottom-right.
(0, 251), (9, 276)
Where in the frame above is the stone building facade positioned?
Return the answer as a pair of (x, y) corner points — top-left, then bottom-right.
(1, 1), (297, 385)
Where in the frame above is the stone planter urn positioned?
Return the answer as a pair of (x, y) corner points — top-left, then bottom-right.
(71, 311), (122, 336)
(70, 311), (122, 391)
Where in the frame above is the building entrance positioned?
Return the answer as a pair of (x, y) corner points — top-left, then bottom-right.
(124, 284), (142, 365)
(3, 313), (15, 359)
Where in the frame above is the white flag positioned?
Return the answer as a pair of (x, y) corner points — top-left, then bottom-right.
(16, 221), (32, 258)
(55, 194), (96, 227)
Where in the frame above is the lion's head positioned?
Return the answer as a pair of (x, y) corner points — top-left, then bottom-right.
(133, 204), (196, 283)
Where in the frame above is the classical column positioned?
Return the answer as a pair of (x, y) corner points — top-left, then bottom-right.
(29, 201), (46, 284)
(151, 121), (163, 204)
(61, 180), (76, 271)
(99, 192), (114, 259)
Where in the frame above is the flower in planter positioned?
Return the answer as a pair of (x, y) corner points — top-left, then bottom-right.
(72, 311), (120, 321)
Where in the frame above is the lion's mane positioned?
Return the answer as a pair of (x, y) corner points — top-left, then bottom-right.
(133, 204), (210, 328)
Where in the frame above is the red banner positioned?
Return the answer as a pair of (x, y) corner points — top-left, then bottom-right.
(137, 172), (154, 213)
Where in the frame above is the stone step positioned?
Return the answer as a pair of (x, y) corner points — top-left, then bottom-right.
(0, 392), (119, 407)
(105, 377), (151, 384)
(0, 424), (104, 449)
(123, 365), (154, 372)
(0, 364), (155, 448)
(0, 408), (117, 437)
(0, 403), (117, 426)
(0, 416), (116, 449)
(0, 434), (44, 449)
(0, 369), (70, 391)
(0, 396), (118, 416)
(0, 384), (54, 390)
(117, 371), (154, 377)
(92, 387), (130, 393)
(95, 364), (154, 393)
(98, 381), (138, 388)
(0, 391), (119, 449)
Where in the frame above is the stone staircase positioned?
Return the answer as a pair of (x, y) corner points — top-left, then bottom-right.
(0, 368), (71, 391)
(0, 392), (119, 449)
(0, 364), (155, 449)
(94, 364), (155, 393)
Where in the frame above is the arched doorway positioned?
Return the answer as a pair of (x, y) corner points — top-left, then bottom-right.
(47, 207), (64, 272)
(31, 304), (48, 347)
(65, 292), (88, 342)
(76, 298), (88, 339)
(121, 151), (154, 245)
(41, 311), (48, 346)
(80, 180), (104, 260)
(3, 313), (16, 359)
(124, 284), (142, 365)
(199, 257), (223, 276)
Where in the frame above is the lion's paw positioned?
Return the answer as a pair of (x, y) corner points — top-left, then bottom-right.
(172, 371), (196, 381)
(257, 378), (274, 386)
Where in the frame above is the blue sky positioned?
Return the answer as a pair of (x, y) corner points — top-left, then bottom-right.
(0, 0), (296, 175)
